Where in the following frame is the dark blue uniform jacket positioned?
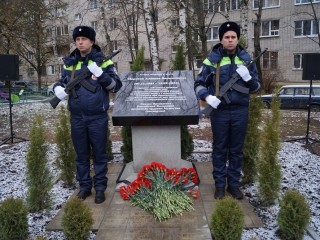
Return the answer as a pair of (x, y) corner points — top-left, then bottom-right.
(195, 43), (261, 108)
(54, 45), (122, 116)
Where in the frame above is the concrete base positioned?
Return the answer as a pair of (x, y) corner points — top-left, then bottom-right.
(132, 125), (192, 170)
(116, 125), (193, 190)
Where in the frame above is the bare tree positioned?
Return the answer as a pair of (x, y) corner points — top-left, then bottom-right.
(285, 0), (319, 49)
(178, 0), (187, 44)
(143, 0), (160, 70)
(309, 0), (320, 48)
(240, 0), (250, 48)
(253, 0), (263, 81)
(0, 0), (69, 87)
(101, 0), (143, 62)
(166, 0), (229, 73)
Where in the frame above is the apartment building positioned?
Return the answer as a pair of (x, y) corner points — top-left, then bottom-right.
(18, 0), (320, 84)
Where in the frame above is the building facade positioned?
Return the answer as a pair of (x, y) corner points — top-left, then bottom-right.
(18, 0), (320, 85)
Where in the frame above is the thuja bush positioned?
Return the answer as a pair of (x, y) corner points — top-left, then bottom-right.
(121, 126), (133, 163)
(106, 124), (114, 160)
(181, 125), (194, 159)
(0, 197), (28, 240)
(62, 198), (93, 240)
(278, 189), (311, 240)
(120, 46), (146, 163)
(173, 44), (194, 159)
(242, 96), (264, 184)
(172, 43), (186, 70)
(26, 114), (53, 212)
(257, 95), (281, 206)
(210, 196), (244, 240)
(131, 46), (145, 72)
(56, 106), (76, 187)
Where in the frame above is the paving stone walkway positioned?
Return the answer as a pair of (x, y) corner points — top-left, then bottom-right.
(47, 162), (263, 240)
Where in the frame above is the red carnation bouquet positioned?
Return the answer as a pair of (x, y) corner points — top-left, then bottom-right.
(119, 162), (199, 222)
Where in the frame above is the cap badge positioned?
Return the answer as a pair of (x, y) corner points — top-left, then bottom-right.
(79, 28), (82, 31)
(227, 24), (230, 27)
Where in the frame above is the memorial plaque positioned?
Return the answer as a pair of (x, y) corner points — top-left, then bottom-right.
(112, 70), (199, 126)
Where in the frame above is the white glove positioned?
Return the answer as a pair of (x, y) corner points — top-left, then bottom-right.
(54, 86), (68, 101)
(236, 65), (252, 82)
(87, 62), (103, 77)
(205, 95), (221, 109)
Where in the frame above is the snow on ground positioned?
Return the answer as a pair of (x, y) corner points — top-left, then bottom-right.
(0, 102), (320, 239)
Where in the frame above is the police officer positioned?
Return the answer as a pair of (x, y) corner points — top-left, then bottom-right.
(195, 22), (261, 200)
(53, 26), (122, 204)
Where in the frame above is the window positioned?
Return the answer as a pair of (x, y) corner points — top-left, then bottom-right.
(257, 20), (279, 37)
(171, 45), (178, 53)
(295, 20), (318, 37)
(295, 88), (309, 95)
(253, 0), (280, 8)
(75, 13), (81, 20)
(89, 0), (97, 9)
(109, 17), (117, 30)
(26, 51), (33, 60)
(193, 57), (203, 70)
(46, 27), (56, 37)
(108, 0), (117, 7)
(230, 0), (241, 10)
(293, 54), (303, 69)
(129, 38), (135, 50)
(113, 62), (118, 73)
(28, 68), (35, 77)
(47, 65), (55, 75)
(56, 6), (67, 17)
(262, 51), (278, 69)
(295, 0), (320, 4)
(204, 0), (227, 12)
(58, 64), (64, 78)
(56, 25), (69, 36)
(91, 21), (98, 31)
(128, 14), (135, 26)
(280, 88), (294, 95)
(171, 19), (179, 27)
(110, 40), (118, 51)
(208, 26), (219, 41)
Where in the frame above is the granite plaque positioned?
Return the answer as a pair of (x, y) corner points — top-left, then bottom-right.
(112, 71), (199, 126)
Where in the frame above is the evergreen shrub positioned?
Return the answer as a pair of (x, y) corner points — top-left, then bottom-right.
(257, 95), (281, 206)
(0, 197), (28, 240)
(62, 198), (93, 240)
(278, 189), (311, 240)
(56, 106), (76, 186)
(210, 196), (244, 240)
(26, 114), (53, 212)
(242, 96), (264, 184)
(172, 43), (194, 159)
(121, 46), (145, 163)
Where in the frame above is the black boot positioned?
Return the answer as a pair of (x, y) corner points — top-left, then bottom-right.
(95, 190), (106, 204)
(214, 187), (225, 200)
(77, 190), (92, 200)
(227, 186), (244, 200)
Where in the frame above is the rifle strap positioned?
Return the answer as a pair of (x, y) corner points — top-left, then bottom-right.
(71, 65), (76, 81)
(215, 61), (221, 97)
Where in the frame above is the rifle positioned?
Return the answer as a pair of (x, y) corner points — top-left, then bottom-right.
(201, 48), (267, 117)
(49, 49), (122, 109)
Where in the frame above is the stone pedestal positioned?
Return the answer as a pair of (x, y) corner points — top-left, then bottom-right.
(112, 71), (199, 189)
(132, 125), (192, 171)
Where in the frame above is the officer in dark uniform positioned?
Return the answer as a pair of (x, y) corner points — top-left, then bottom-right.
(53, 26), (122, 204)
(195, 22), (261, 200)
